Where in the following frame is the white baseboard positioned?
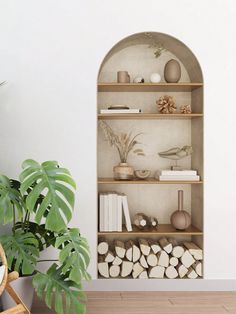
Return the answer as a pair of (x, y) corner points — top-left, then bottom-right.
(83, 279), (236, 291)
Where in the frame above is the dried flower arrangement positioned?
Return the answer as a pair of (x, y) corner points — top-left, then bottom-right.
(180, 104), (192, 114)
(157, 95), (177, 114)
(145, 33), (166, 58)
(99, 121), (144, 163)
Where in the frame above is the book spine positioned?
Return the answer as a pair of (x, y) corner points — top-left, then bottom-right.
(122, 195), (132, 232)
(108, 193), (113, 231)
(112, 193), (118, 231)
(117, 195), (122, 232)
(99, 194), (104, 231)
(103, 194), (109, 231)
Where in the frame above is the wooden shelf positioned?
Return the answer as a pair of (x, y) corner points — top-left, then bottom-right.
(98, 178), (203, 185)
(98, 82), (203, 92)
(98, 224), (203, 236)
(98, 113), (203, 120)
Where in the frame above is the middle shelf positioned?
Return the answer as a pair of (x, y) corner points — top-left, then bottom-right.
(98, 113), (203, 120)
(98, 178), (203, 185)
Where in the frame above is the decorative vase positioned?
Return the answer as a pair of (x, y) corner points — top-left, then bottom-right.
(113, 163), (134, 180)
(164, 59), (181, 83)
(117, 71), (130, 83)
(1, 275), (34, 311)
(171, 190), (191, 230)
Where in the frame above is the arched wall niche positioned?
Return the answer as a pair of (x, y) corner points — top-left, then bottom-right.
(98, 32), (203, 83)
(97, 31), (204, 280)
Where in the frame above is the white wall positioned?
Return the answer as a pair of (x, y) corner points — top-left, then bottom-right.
(0, 0), (236, 282)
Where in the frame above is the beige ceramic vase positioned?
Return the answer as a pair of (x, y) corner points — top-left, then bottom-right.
(164, 59), (181, 83)
(113, 163), (134, 180)
(171, 190), (191, 230)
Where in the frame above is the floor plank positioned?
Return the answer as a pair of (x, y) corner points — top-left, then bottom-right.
(31, 292), (235, 314)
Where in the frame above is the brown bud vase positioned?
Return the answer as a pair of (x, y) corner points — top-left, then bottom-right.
(170, 190), (191, 230)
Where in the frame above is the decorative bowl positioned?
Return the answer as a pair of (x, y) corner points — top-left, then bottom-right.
(134, 170), (151, 180)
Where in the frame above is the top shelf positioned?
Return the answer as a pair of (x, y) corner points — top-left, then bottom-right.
(98, 82), (203, 92)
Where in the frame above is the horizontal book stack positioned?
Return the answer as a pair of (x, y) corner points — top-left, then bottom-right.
(99, 193), (132, 232)
(100, 109), (141, 114)
(157, 170), (200, 181)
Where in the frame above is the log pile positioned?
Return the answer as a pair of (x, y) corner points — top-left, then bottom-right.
(98, 238), (203, 279)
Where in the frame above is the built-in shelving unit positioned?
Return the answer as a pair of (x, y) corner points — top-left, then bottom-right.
(97, 31), (204, 280)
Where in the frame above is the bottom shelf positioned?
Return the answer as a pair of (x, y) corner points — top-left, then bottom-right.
(98, 224), (203, 236)
(98, 238), (203, 280)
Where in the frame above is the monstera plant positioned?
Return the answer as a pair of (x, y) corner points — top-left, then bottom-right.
(0, 159), (90, 314)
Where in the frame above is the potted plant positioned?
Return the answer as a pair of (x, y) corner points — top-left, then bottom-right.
(99, 121), (144, 180)
(0, 159), (90, 314)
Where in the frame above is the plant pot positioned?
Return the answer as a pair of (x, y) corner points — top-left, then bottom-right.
(1, 275), (34, 311)
(113, 163), (134, 180)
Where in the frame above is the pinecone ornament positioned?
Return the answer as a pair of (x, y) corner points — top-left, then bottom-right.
(180, 104), (192, 114)
(157, 95), (177, 114)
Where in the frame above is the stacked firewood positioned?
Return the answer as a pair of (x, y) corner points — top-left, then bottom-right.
(98, 238), (203, 279)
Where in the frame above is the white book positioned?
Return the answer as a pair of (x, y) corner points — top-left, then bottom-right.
(121, 195), (132, 232)
(103, 194), (109, 231)
(112, 193), (118, 231)
(100, 109), (141, 114)
(117, 195), (123, 232)
(99, 193), (104, 231)
(161, 170), (197, 176)
(108, 193), (113, 231)
(159, 175), (200, 181)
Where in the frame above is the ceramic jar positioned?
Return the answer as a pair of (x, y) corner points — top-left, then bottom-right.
(117, 71), (130, 83)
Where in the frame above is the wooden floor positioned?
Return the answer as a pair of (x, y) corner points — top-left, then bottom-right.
(31, 292), (236, 314)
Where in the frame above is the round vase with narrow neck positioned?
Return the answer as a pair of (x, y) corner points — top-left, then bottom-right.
(170, 190), (191, 230)
(113, 163), (134, 180)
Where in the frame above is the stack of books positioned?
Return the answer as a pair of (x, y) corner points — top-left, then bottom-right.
(157, 170), (200, 181)
(100, 108), (141, 114)
(99, 192), (132, 232)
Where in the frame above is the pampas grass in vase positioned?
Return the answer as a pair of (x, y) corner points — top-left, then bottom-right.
(99, 121), (144, 180)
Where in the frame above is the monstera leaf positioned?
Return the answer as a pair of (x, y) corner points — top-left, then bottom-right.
(0, 175), (24, 224)
(19, 159), (76, 232)
(55, 228), (91, 283)
(14, 221), (56, 251)
(0, 231), (39, 274)
(33, 264), (86, 314)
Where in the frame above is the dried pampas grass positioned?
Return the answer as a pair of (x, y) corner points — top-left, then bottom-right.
(99, 121), (145, 163)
